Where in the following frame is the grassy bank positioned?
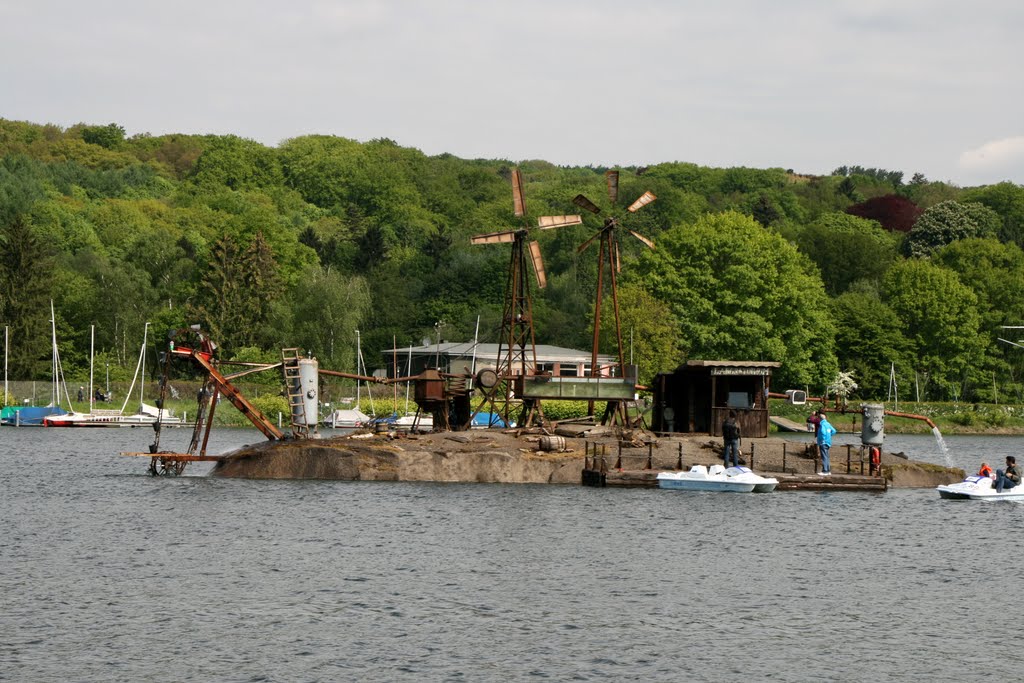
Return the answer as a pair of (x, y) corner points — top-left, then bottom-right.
(768, 399), (1024, 435)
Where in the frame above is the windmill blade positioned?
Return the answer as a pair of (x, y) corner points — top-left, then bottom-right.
(627, 190), (657, 213)
(628, 229), (655, 249)
(572, 194), (602, 214)
(576, 230), (602, 254)
(470, 230), (518, 245)
(606, 170), (619, 206)
(537, 215), (583, 230)
(528, 240), (547, 289)
(512, 167), (526, 217)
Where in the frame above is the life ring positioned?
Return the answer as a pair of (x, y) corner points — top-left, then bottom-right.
(869, 446), (881, 470)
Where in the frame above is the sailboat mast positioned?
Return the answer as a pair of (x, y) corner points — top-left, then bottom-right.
(355, 329), (361, 409)
(50, 300), (57, 407)
(139, 322), (150, 413)
(89, 325), (95, 412)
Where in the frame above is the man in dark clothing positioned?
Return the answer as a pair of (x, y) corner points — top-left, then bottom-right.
(807, 410), (822, 461)
(722, 410), (741, 468)
(995, 455), (1022, 493)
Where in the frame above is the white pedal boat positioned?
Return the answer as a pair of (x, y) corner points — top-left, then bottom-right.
(937, 475), (1024, 500)
(657, 465), (779, 493)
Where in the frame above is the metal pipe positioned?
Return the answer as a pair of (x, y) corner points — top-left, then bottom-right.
(883, 409), (938, 430)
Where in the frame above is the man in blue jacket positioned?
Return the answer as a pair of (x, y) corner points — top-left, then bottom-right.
(817, 411), (837, 475)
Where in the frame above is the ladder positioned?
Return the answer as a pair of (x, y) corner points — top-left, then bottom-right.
(281, 348), (308, 438)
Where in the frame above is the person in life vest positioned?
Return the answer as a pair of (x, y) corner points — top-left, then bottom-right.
(978, 462), (994, 478)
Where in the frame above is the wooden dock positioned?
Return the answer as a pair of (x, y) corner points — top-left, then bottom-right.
(583, 468), (887, 492)
(769, 416), (811, 432)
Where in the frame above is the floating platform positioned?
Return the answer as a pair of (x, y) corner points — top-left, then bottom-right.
(121, 452), (225, 462)
(583, 468), (887, 492)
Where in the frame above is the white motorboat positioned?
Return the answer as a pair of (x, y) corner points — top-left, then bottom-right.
(656, 465), (779, 493)
(937, 475), (1024, 500)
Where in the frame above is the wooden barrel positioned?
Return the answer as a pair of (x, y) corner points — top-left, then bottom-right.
(539, 435), (565, 452)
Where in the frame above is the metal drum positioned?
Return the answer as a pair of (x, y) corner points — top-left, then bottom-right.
(861, 403), (885, 446)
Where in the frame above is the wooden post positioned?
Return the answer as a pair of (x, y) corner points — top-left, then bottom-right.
(782, 442), (787, 473)
(677, 442), (683, 470)
(616, 441), (623, 470)
(846, 444), (852, 473)
(646, 442), (653, 470)
(750, 442), (755, 470)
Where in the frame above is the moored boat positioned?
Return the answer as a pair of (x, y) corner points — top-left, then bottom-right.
(322, 408), (370, 429)
(657, 464), (779, 493)
(1, 405), (68, 427)
(43, 403), (184, 428)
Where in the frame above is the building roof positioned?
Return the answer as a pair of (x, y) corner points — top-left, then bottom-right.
(383, 341), (616, 364)
(684, 360), (782, 368)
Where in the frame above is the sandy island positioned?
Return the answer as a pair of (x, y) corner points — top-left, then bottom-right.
(209, 428), (962, 488)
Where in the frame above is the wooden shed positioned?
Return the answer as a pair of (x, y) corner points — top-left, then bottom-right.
(650, 360), (781, 438)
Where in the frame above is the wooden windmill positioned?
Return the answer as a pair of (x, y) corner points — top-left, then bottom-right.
(573, 170), (656, 422)
(470, 167), (582, 425)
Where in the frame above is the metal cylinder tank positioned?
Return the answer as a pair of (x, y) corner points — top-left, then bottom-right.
(861, 403), (884, 446)
(292, 357), (319, 430)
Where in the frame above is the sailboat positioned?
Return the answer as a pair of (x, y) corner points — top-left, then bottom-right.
(322, 329), (373, 429)
(43, 323), (185, 428)
(0, 302), (69, 426)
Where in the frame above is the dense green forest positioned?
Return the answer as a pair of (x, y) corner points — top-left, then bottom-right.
(2, 118), (1024, 403)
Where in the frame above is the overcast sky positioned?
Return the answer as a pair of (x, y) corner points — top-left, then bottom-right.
(2, 0), (1022, 186)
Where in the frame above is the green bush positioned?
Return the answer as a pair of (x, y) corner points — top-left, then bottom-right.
(540, 400), (594, 421)
(949, 411), (978, 427)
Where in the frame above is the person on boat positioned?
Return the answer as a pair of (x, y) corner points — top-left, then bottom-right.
(722, 410), (741, 468)
(978, 462), (994, 478)
(817, 412), (837, 475)
(994, 456), (1021, 493)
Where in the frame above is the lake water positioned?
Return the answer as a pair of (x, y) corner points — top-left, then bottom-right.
(3, 427), (1024, 682)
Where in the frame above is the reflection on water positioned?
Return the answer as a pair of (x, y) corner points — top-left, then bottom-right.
(3, 427), (1024, 681)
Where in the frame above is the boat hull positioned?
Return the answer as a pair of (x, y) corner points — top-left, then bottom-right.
(657, 477), (756, 493)
(43, 405), (184, 428)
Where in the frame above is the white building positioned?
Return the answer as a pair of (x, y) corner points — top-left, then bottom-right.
(381, 342), (620, 379)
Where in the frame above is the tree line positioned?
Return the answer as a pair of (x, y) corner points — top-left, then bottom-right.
(2, 118), (1024, 403)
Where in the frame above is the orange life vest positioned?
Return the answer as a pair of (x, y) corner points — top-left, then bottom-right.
(979, 464), (993, 477)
